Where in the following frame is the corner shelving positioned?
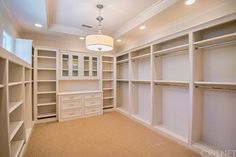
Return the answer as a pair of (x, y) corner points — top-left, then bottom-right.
(102, 56), (115, 110)
(34, 48), (58, 122)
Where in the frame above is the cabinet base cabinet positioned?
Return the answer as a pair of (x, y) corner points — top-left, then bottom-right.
(58, 91), (103, 121)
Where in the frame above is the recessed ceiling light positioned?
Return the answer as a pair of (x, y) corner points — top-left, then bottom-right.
(139, 25), (146, 30)
(185, 0), (196, 5)
(116, 39), (122, 42)
(80, 37), (85, 40)
(34, 23), (42, 28)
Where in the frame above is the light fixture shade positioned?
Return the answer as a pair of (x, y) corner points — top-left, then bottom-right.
(86, 34), (114, 52)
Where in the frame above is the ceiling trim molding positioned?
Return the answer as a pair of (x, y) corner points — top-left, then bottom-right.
(112, 0), (178, 38)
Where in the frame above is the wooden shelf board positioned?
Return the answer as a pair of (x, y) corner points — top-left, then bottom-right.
(154, 125), (188, 143)
(37, 113), (56, 119)
(37, 80), (56, 82)
(37, 56), (56, 60)
(131, 80), (151, 83)
(154, 44), (189, 56)
(103, 97), (114, 100)
(131, 53), (150, 60)
(8, 82), (22, 87)
(38, 68), (56, 71)
(0, 84), (3, 88)
(9, 101), (23, 113)
(11, 140), (24, 157)
(9, 121), (24, 141)
(103, 70), (113, 72)
(37, 102), (56, 107)
(102, 61), (113, 64)
(103, 88), (113, 90)
(117, 59), (129, 64)
(154, 80), (189, 87)
(117, 79), (129, 82)
(194, 32), (236, 48)
(103, 79), (113, 81)
(103, 105), (114, 109)
(37, 91), (56, 94)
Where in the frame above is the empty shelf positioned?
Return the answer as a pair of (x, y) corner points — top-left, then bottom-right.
(117, 79), (129, 82)
(9, 101), (23, 113)
(11, 140), (24, 157)
(103, 88), (113, 90)
(103, 105), (114, 109)
(37, 113), (56, 119)
(9, 121), (24, 141)
(103, 79), (113, 81)
(103, 70), (113, 72)
(103, 96), (114, 100)
(131, 80), (151, 83)
(37, 91), (56, 94)
(37, 80), (56, 82)
(102, 61), (113, 64)
(154, 80), (189, 87)
(38, 68), (56, 71)
(37, 56), (56, 59)
(0, 84), (3, 88)
(117, 59), (129, 64)
(154, 44), (189, 56)
(8, 82), (22, 86)
(131, 53), (150, 60)
(37, 102), (56, 107)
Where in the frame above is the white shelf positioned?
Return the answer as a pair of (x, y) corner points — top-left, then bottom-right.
(131, 53), (150, 60)
(117, 59), (129, 64)
(37, 102), (56, 107)
(103, 105), (114, 109)
(103, 96), (114, 100)
(9, 121), (24, 141)
(194, 32), (236, 48)
(131, 80), (151, 84)
(0, 84), (3, 88)
(24, 80), (31, 84)
(154, 44), (189, 56)
(38, 68), (56, 71)
(37, 56), (56, 60)
(9, 101), (23, 114)
(103, 70), (113, 72)
(8, 82), (22, 87)
(37, 113), (56, 119)
(11, 140), (24, 157)
(37, 80), (56, 82)
(103, 88), (113, 90)
(103, 79), (113, 81)
(37, 91), (56, 94)
(154, 80), (189, 87)
(102, 61), (113, 64)
(117, 79), (129, 82)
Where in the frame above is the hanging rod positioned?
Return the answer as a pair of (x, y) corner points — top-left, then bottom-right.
(195, 85), (236, 91)
(195, 40), (236, 49)
(155, 49), (188, 57)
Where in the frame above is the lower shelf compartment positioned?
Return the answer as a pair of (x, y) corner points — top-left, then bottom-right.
(11, 140), (24, 157)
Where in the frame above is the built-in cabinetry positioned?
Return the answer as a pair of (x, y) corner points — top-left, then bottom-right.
(102, 56), (116, 110)
(34, 48), (58, 123)
(0, 47), (32, 157)
(58, 91), (103, 121)
(116, 20), (236, 155)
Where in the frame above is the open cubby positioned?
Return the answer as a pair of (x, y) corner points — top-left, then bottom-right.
(37, 93), (56, 104)
(10, 125), (25, 157)
(25, 68), (31, 82)
(103, 81), (113, 89)
(37, 50), (56, 58)
(8, 61), (23, 84)
(131, 56), (151, 81)
(37, 82), (56, 93)
(59, 80), (100, 92)
(37, 58), (56, 69)
(103, 99), (114, 109)
(117, 82), (129, 113)
(153, 85), (189, 142)
(131, 47), (150, 58)
(9, 85), (23, 104)
(117, 53), (128, 62)
(37, 105), (56, 119)
(102, 72), (113, 80)
(192, 88), (236, 151)
(103, 63), (113, 71)
(103, 90), (113, 98)
(131, 83), (151, 124)
(37, 70), (56, 80)
(117, 62), (129, 80)
(102, 56), (113, 62)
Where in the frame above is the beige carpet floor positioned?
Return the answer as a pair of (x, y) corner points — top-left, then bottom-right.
(23, 112), (200, 157)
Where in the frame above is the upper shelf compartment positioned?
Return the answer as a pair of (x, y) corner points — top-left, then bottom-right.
(194, 20), (236, 49)
(117, 53), (129, 64)
(8, 61), (23, 85)
(130, 47), (150, 60)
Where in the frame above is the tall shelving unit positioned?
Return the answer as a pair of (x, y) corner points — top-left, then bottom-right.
(130, 47), (152, 124)
(116, 53), (129, 114)
(0, 47), (32, 157)
(116, 19), (236, 155)
(102, 56), (116, 110)
(34, 48), (58, 123)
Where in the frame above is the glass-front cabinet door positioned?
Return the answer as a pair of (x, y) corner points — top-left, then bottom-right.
(72, 55), (79, 77)
(84, 56), (90, 77)
(62, 53), (69, 77)
(92, 57), (98, 77)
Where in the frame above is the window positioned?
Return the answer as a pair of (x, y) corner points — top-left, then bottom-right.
(2, 30), (14, 53)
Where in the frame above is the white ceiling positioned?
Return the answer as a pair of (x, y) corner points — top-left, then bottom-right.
(2, 0), (177, 38)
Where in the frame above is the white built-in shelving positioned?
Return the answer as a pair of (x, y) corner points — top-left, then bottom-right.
(102, 56), (115, 110)
(34, 48), (58, 122)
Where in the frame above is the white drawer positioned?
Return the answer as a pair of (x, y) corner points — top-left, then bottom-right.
(84, 98), (102, 107)
(61, 94), (82, 101)
(84, 106), (102, 115)
(61, 108), (82, 119)
(84, 93), (102, 99)
(61, 100), (82, 110)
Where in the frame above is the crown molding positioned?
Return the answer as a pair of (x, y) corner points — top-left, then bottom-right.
(112, 0), (178, 38)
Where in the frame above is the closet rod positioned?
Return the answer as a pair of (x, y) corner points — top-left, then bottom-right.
(155, 83), (188, 88)
(195, 85), (236, 91)
(196, 40), (236, 49)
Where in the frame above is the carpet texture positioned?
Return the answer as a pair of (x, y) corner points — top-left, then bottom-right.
(23, 112), (200, 157)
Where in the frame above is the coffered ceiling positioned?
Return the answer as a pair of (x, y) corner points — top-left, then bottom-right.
(1, 0), (178, 38)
